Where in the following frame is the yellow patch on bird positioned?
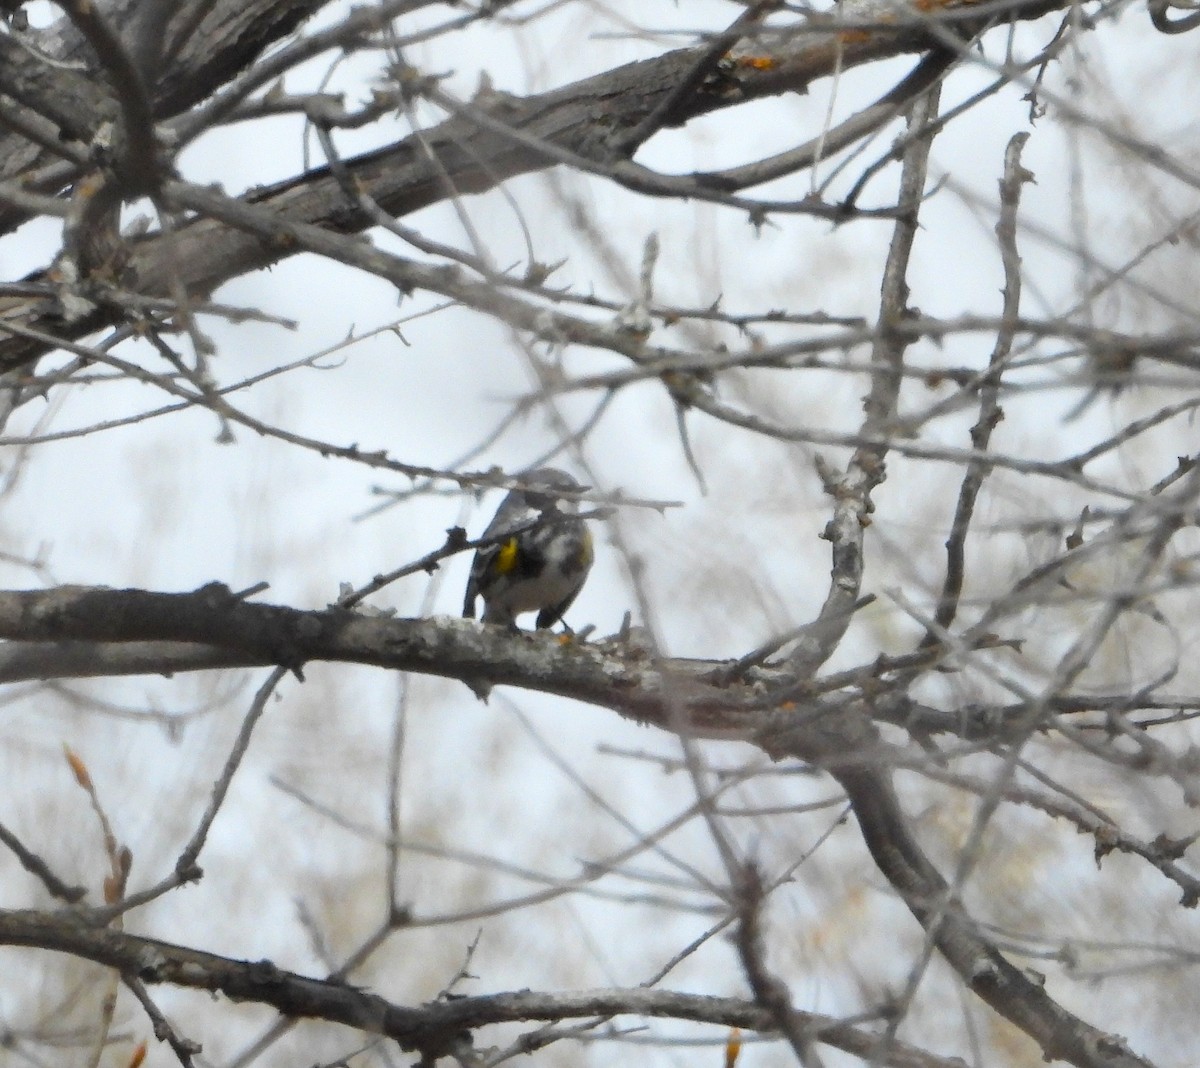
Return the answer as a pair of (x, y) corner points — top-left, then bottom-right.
(494, 537), (520, 574)
(580, 528), (595, 567)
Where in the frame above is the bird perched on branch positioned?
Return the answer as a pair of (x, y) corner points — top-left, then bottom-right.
(462, 468), (594, 631)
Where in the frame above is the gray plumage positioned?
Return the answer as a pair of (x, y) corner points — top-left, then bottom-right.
(462, 468), (594, 630)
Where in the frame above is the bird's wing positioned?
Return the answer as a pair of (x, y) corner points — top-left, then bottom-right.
(463, 491), (526, 617)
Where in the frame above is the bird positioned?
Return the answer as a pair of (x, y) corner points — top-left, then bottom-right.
(462, 468), (594, 631)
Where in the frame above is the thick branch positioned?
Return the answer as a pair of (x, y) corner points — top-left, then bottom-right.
(0, 0), (1073, 370)
(0, 0), (336, 229)
(0, 583), (774, 733)
(0, 908), (965, 1068)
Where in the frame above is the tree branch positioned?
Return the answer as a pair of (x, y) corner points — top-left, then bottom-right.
(0, 0), (1078, 370)
(0, 909), (973, 1068)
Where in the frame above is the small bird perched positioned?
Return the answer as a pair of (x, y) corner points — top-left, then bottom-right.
(462, 468), (594, 631)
